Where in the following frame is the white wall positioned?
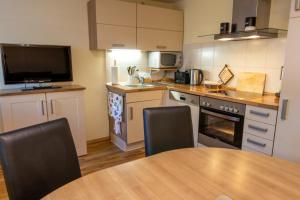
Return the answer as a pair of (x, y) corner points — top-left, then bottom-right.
(183, 38), (286, 93)
(177, 0), (288, 93)
(0, 0), (108, 141)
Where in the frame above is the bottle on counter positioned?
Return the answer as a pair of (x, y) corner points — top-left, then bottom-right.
(111, 59), (119, 85)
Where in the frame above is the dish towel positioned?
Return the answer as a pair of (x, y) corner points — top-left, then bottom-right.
(108, 92), (123, 135)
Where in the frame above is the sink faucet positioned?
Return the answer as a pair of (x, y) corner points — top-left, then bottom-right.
(138, 76), (145, 85)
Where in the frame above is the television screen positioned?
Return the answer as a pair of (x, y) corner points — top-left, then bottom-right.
(0, 44), (73, 84)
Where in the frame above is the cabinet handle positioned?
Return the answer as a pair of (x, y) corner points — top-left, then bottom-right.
(247, 139), (266, 148)
(248, 124), (268, 133)
(50, 100), (54, 114)
(296, 0), (300, 10)
(249, 110), (270, 118)
(129, 107), (133, 120)
(112, 44), (125, 48)
(156, 45), (167, 49)
(280, 99), (289, 120)
(41, 100), (45, 116)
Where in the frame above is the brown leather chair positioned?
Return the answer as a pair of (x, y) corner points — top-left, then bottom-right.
(0, 118), (81, 200)
(143, 106), (194, 157)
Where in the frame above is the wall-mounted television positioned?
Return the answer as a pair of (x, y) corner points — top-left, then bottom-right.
(0, 44), (73, 84)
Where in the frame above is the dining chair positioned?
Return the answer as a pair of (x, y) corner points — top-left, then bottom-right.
(0, 118), (81, 200)
(143, 106), (194, 156)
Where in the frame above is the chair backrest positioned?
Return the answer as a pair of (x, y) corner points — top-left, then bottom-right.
(143, 106), (194, 157)
(0, 118), (81, 200)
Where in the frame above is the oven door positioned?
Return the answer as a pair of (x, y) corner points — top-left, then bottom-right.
(199, 108), (244, 148)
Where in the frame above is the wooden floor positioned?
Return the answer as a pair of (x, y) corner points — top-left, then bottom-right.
(0, 139), (145, 200)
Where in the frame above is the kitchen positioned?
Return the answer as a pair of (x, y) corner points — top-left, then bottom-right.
(106, 0), (288, 158)
(1, 0), (300, 199)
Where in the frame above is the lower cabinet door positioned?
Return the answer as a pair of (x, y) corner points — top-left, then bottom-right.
(127, 100), (161, 144)
(0, 94), (48, 132)
(46, 91), (87, 156)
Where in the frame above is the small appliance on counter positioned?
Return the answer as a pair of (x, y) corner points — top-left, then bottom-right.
(148, 52), (182, 69)
(175, 70), (190, 84)
(190, 69), (204, 85)
(245, 17), (256, 31)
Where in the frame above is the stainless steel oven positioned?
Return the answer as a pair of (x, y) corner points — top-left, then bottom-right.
(198, 97), (246, 149)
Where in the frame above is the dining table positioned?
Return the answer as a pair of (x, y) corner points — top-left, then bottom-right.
(43, 148), (300, 200)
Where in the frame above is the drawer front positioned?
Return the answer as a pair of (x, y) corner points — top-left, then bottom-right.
(244, 119), (275, 141)
(242, 133), (273, 155)
(126, 90), (164, 103)
(245, 105), (278, 125)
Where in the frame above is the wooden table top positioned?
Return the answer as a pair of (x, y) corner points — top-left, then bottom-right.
(43, 148), (300, 200)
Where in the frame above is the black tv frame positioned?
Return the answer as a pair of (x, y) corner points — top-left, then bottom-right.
(0, 43), (73, 85)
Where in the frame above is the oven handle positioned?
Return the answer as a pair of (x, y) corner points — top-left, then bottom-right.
(201, 109), (240, 122)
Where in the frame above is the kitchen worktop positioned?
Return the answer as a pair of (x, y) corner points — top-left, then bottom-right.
(106, 83), (279, 110)
(0, 85), (86, 97)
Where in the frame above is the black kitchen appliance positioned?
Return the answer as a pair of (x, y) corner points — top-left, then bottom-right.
(175, 70), (190, 84)
(1, 44), (73, 84)
(198, 96), (246, 149)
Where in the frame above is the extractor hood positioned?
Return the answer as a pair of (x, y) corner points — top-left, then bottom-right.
(213, 0), (290, 41)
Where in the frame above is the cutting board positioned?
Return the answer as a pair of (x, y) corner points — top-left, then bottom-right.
(236, 72), (266, 94)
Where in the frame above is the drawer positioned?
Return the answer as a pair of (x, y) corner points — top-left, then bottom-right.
(245, 105), (278, 125)
(242, 133), (274, 155)
(126, 90), (164, 103)
(244, 119), (275, 141)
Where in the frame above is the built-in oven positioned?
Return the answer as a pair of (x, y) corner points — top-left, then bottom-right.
(198, 97), (246, 149)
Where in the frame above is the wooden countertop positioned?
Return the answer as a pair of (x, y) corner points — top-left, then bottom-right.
(106, 83), (279, 110)
(0, 85), (86, 97)
(44, 148), (300, 200)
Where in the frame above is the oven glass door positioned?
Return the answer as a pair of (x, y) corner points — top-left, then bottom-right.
(199, 108), (243, 147)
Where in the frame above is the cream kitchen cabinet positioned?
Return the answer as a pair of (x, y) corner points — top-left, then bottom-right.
(46, 91), (87, 156)
(127, 99), (161, 144)
(87, 0), (137, 50)
(290, 0), (300, 18)
(137, 4), (183, 51)
(137, 28), (183, 51)
(0, 89), (87, 156)
(0, 94), (48, 132)
(137, 4), (183, 31)
(110, 90), (163, 151)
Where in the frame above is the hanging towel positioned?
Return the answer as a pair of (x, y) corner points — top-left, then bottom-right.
(108, 92), (123, 135)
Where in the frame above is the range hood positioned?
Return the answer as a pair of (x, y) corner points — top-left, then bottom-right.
(214, 0), (290, 41)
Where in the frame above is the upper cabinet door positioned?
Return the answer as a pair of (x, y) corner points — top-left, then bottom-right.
(137, 28), (183, 51)
(0, 94), (47, 132)
(137, 4), (183, 31)
(291, 0), (300, 18)
(97, 24), (137, 49)
(96, 0), (136, 27)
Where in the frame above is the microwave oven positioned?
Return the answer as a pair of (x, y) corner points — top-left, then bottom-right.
(148, 52), (182, 68)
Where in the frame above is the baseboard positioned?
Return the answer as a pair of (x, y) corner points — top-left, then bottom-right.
(87, 136), (110, 145)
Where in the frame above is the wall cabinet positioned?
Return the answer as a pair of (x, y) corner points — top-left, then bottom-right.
(88, 0), (137, 50)
(290, 0), (300, 18)
(137, 4), (183, 51)
(137, 28), (183, 51)
(137, 4), (183, 31)
(0, 90), (87, 156)
(88, 0), (183, 51)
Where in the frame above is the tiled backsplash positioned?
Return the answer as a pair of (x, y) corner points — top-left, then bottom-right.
(182, 38), (287, 93)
